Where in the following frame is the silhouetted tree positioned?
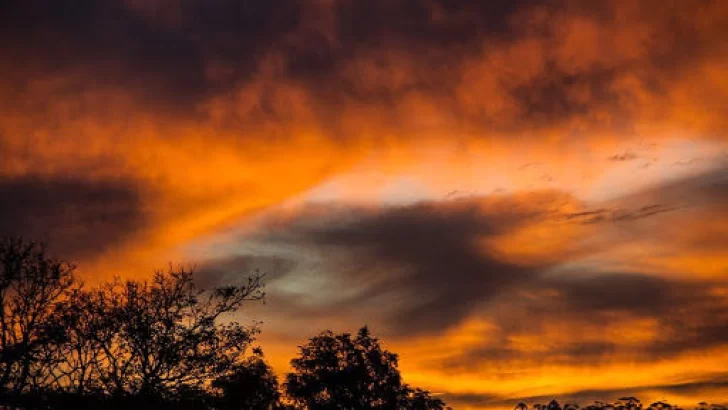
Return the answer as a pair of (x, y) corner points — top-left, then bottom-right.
(519, 399), (728, 410)
(617, 397), (642, 410)
(12, 264), (269, 410)
(284, 326), (446, 410)
(548, 400), (563, 410)
(38, 286), (104, 395)
(0, 237), (76, 397)
(72, 268), (266, 404)
(400, 386), (448, 410)
(212, 349), (281, 410)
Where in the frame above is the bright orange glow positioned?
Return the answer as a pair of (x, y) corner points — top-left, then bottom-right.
(2, 1), (728, 408)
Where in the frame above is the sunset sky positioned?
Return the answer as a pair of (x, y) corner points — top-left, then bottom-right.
(1, 1), (728, 408)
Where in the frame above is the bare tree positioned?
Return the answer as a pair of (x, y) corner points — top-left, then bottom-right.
(0, 237), (76, 396)
(36, 287), (104, 395)
(77, 267), (265, 402)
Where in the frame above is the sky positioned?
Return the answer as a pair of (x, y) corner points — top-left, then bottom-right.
(1, 1), (728, 408)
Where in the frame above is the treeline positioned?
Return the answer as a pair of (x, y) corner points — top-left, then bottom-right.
(516, 398), (727, 410)
(0, 238), (446, 410)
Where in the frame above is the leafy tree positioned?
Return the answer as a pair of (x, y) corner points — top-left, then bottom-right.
(400, 387), (449, 410)
(212, 348), (281, 410)
(285, 326), (446, 410)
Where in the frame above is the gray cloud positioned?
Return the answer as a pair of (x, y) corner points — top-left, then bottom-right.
(0, 175), (145, 260)
(279, 201), (545, 335)
(194, 196), (559, 336)
(196, 253), (298, 289)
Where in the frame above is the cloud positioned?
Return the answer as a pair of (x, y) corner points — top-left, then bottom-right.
(608, 151), (639, 162)
(196, 253), (298, 289)
(0, 175), (145, 260)
(3, 0), (728, 134)
(203, 165), (728, 340)
(562, 204), (677, 224)
(438, 272), (728, 368)
(260, 195), (573, 336)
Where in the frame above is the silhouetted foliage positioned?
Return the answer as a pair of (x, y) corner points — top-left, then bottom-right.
(212, 349), (281, 410)
(517, 398), (727, 410)
(0, 237), (274, 410)
(400, 387), (450, 410)
(66, 268), (264, 401)
(0, 237), (76, 396)
(285, 326), (447, 410)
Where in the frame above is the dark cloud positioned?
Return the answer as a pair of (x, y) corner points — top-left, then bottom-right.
(0, 0), (306, 114)
(437, 270), (728, 371)
(196, 253), (298, 289)
(3, 0), (727, 131)
(551, 274), (728, 356)
(608, 151), (639, 161)
(0, 175), (145, 260)
(611, 204), (677, 221)
(644, 165), (728, 206)
(562, 204), (676, 224)
(546, 272), (678, 316)
(260, 199), (551, 335)
(510, 65), (626, 129)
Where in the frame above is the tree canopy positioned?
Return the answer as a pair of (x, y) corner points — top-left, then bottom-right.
(285, 326), (447, 410)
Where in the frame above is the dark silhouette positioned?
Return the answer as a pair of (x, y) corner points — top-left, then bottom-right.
(55, 268), (264, 401)
(212, 350), (281, 410)
(285, 326), (447, 410)
(0, 237), (76, 396)
(0, 237), (274, 410)
(517, 398), (727, 410)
